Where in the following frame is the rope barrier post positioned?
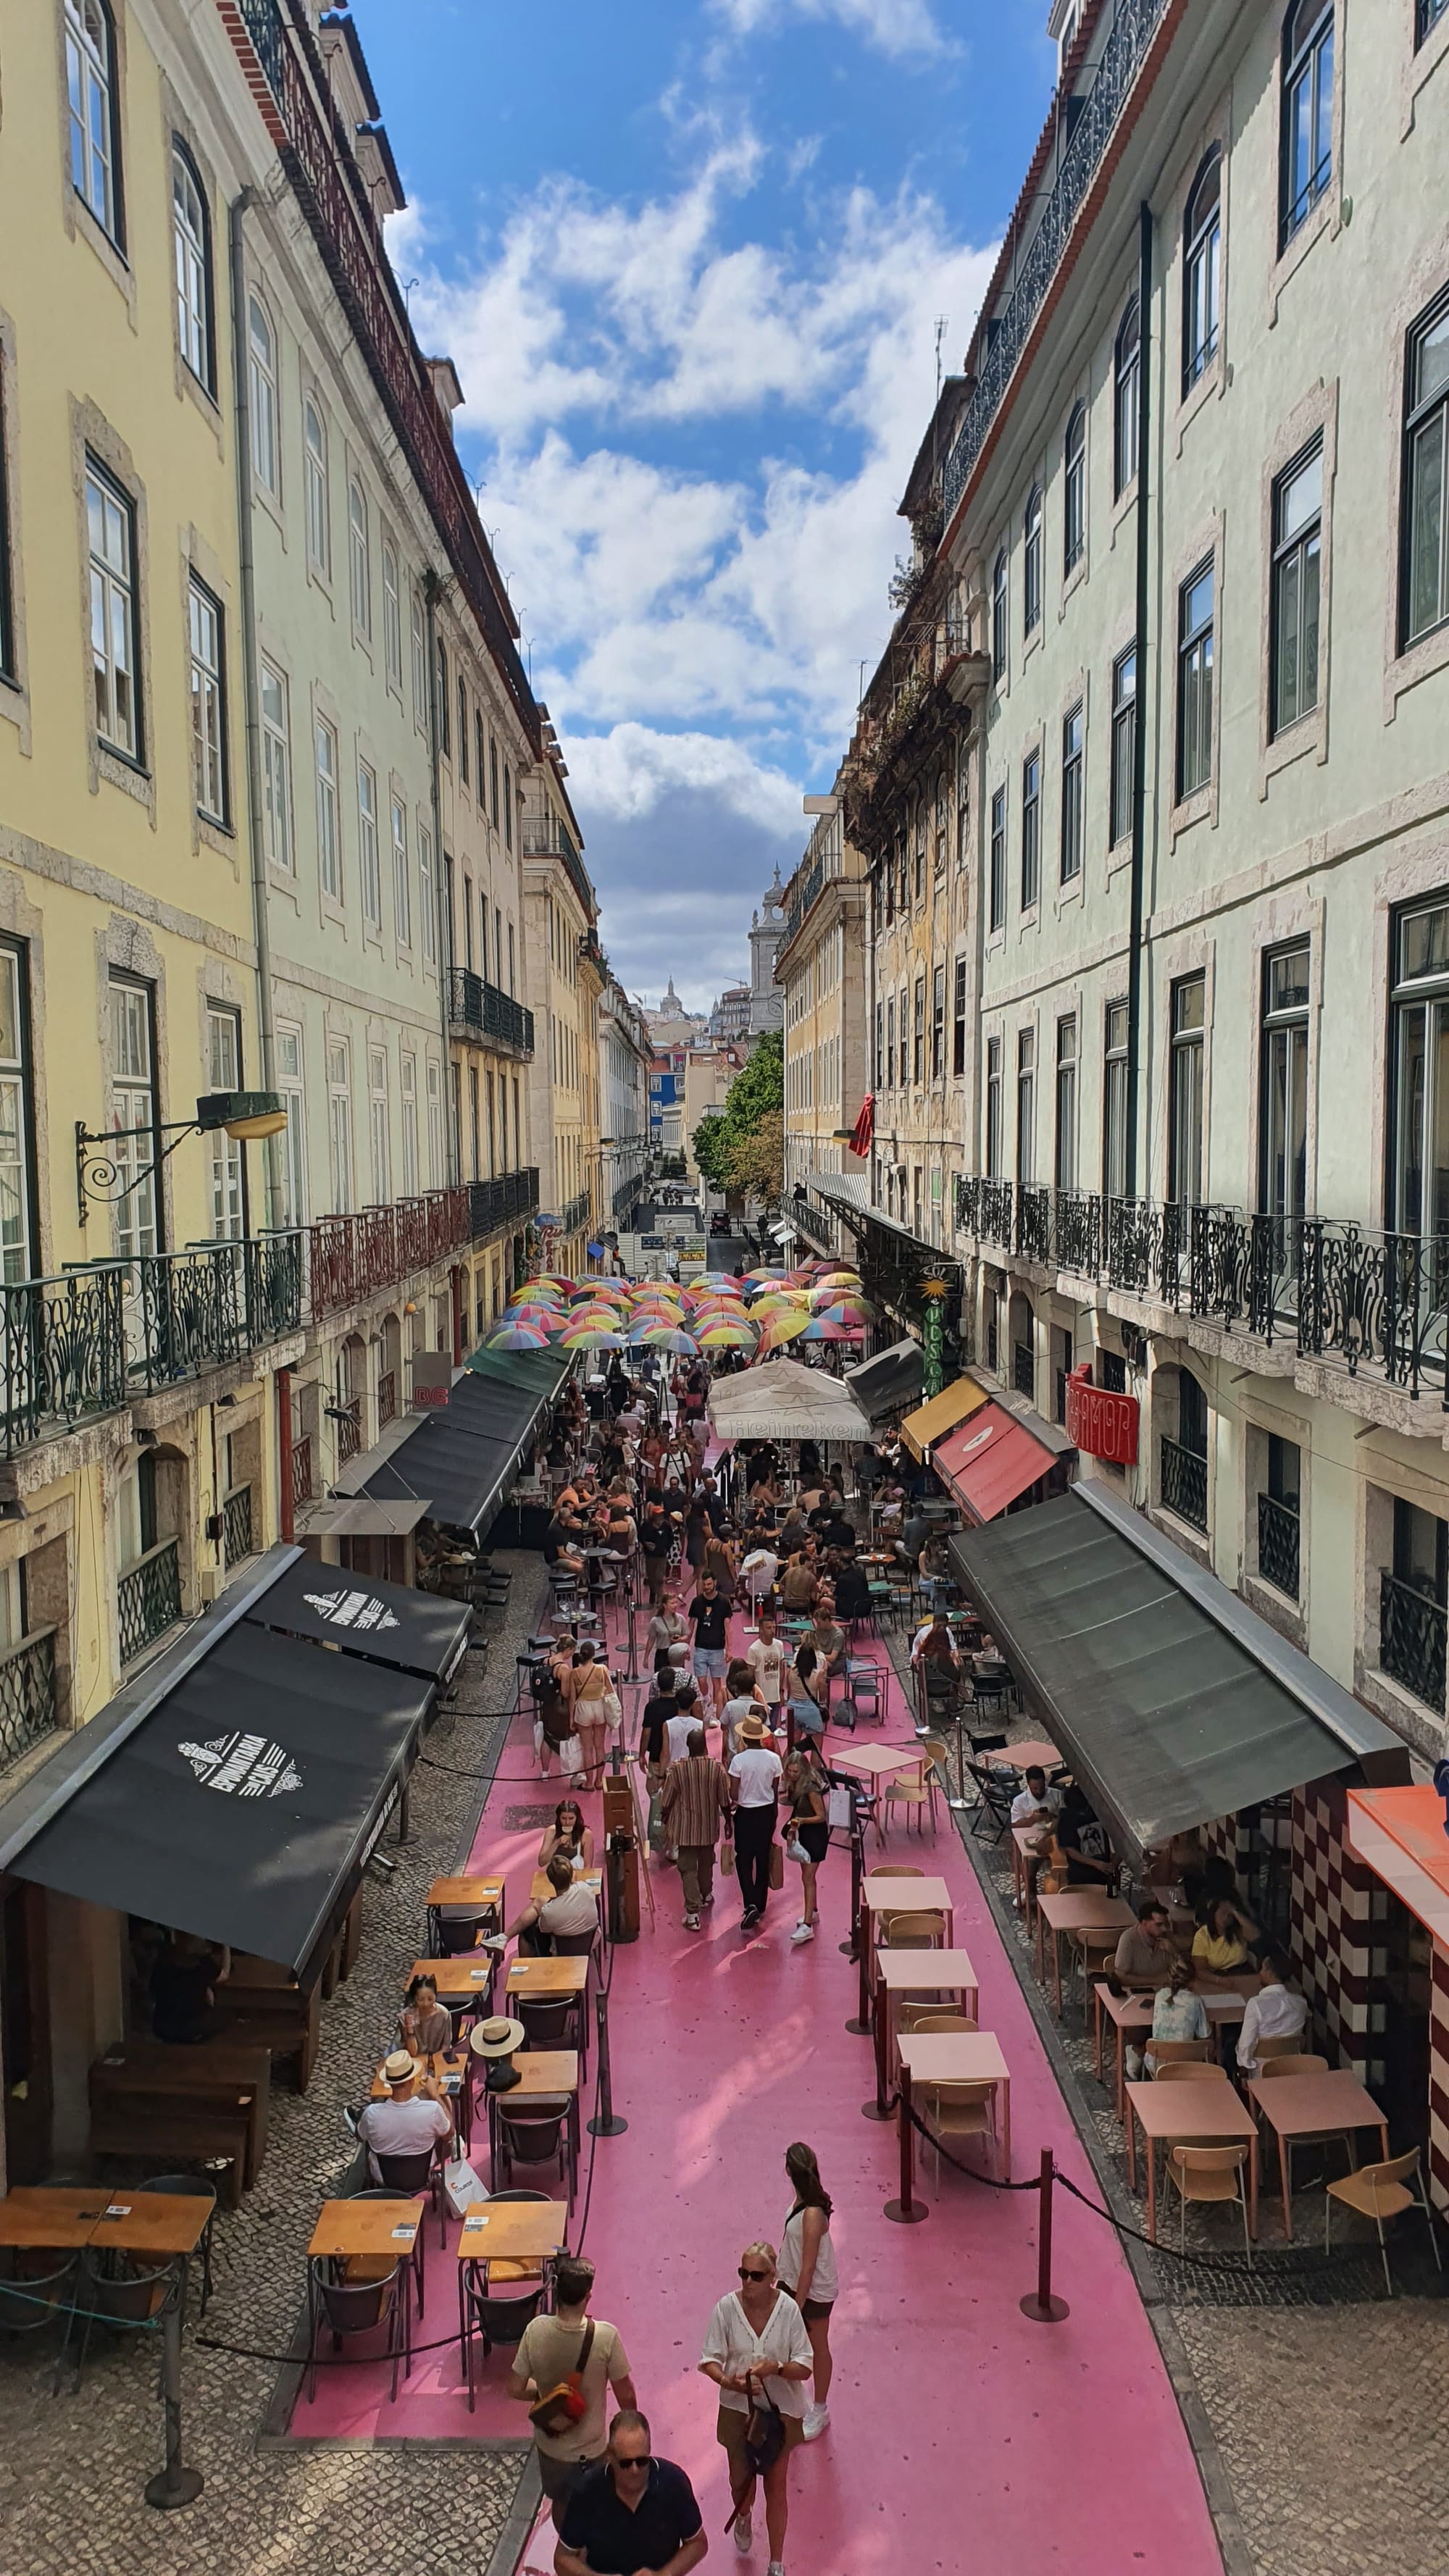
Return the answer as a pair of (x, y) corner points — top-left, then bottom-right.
(145, 2285), (203, 2509)
(848, 1883), (872, 2036)
(884, 2063), (927, 2225)
(947, 1710), (972, 1813)
(1019, 2149), (1069, 2323)
(840, 1809), (864, 1960)
(861, 1960), (893, 2120)
(587, 1983), (627, 2136)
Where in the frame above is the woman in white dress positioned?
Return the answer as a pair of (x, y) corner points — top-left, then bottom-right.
(700, 2241), (812, 2576)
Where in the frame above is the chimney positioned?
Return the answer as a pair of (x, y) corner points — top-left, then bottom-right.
(425, 358), (464, 438)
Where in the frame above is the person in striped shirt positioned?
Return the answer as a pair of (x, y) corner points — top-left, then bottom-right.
(659, 1726), (733, 1931)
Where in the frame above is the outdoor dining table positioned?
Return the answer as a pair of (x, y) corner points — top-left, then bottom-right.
(1246, 2070), (1390, 2241)
(455, 2197), (569, 2376)
(860, 1874), (956, 1978)
(409, 1954), (498, 2015)
(1091, 1983), (1248, 2118)
(425, 1876), (504, 1952)
(0, 2187), (119, 2249)
(527, 1868), (604, 1908)
(1124, 2075), (1259, 2243)
(980, 1739), (1061, 1776)
(488, 2049), (582, 2181)
(869, 1948), (979, 2116)
(896, 2031), (1012, 2189)
(506, 1952), (591, 2059)
(1035, 1890), (1135, 2015)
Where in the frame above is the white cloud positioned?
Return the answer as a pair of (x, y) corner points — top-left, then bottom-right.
(712, 0), (948, 59)
(564, 724), (804, 836)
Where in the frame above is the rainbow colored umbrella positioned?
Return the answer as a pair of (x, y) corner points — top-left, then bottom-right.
(488, 1323), (549, 1350)
(559, 1326), (627, 1351)
(758, 1311), (810, 1348)
(629, 1324), (699, 1353)
(698, 1319), (759, 1349)
(798, 1318), (862, 1341)
(814, 1301), (874, 1328)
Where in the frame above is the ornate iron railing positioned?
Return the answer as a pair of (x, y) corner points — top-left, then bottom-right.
(522, 814), (595, 913)
(1379, 1570), (1446, 1713)
(0, 1628), (59, 1770)
(1011, 1341), (1036, 1400)
(1296, 1221), (1449, 1402)
(447, 968), (535, 1055)
(222, 1485), (254, 1568)
(557, 1189), (593, 1237)
(291, 1433), (313, 1508)
(1160, 1435), (1208, 1533)
(377, 1370), (396, 1429)
(306, 1189), (472, 1319)
(942, 0), (1169, 518)
(979, 1179), (1014, 1250)
(117, 1539), (183, 1665)
(1015, 1184), (1051, 1266)
(1053, 1189), (1103, 1278)
(1257, 1493), (1300, 1601)
(334, 1400), (362, 1465)
(469, 1168), (540, 1241)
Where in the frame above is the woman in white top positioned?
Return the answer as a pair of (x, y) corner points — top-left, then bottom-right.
(564, 1641), (614, 1791)
(700, 2240), (813, 2576)
(776, 2141), (837, 2438)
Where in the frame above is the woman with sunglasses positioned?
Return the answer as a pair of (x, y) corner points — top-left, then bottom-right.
(700, 2241), (813, 2576)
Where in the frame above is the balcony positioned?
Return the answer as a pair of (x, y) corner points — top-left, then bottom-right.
(307, 1189), (472, 1321)
(222, 1486), (254, 1568)
(943, 0), (1171, 520)
(1379, 1569), (1446, 1713)
(447, 968), (535, 1057)
(556, 1189), (593, 1237)
(117, 1538), (182, 1667)
(469, 1167), (540, 1241)
(333, 1400), (362, 1465)
(1256, 1492), (1300, 1601)
(522, 814), (594, 913)
(1014, 1184), (1051, 1267)
(0, 1628), (59, 1770)
(377, 1370), (396, 1429)
(1160, 1436), (1208, 1534)
(1011, 1341), (1035, 1400)
(291, 1433), (314, 1509)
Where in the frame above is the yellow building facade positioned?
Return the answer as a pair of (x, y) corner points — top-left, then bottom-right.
(523, 737), (603, 1276)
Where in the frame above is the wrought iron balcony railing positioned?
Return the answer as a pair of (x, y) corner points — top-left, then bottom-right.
(1256, 1492), (1300, 1601)
(333, 1400), (362, 1465)
(307, 1189), (472, 1319)
(556, 1189), (593, 1237)
(222, 1486), (254, 1568)
(117, 1538), (183, 1666)
(0, 1627), (59, 1770)
(290, 1432), (314, 1508)
(1161, 1435), (1208, 1534)
(469, 1168), (540, 1241)
(942, 0), (1169, 519)
(1011, 1341), (1036, 1400)
(448, 968), (535, 1055)
(377, 1370), (396, 1429)
(522, 814), (595, 912)
(1379, 1569), (1446, 1713)
(1015, 1184), (1051, 1266)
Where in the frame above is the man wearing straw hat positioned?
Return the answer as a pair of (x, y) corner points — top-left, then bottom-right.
(728, 1711), (783, 1935)
(356, 2049), (454, 2179)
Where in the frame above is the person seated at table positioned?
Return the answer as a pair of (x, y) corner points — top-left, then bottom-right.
(1191, 1894), (1259, 1987)
(777, 1506), (811, 1558)
(894, 1504), (930, 1569)
(1112, 1901), (1175, 1992)
(830, 1555), (872, 1622)
(780, 1550), (820, 1614)
(910, 1609), (961, 1672)
(1010, 1765), (1062, 1828)
(400, 1973), (454, 2058)
(807, 1602), (846, 1695)
(815, 1503), (857, 1555)
(918, 1534), (953, 1610)
(1053, 1784), (1117, 1888)
(357, 2049), (453, 2180)
(506, 1854), (601, 1954)
(545, 1508), (587, 1582)
(1144, 1956), (1210, 2075)
(1236, 1951), (1308, 2075)
(747, 1466), (781, 1511)
(150, 1929), (231, 2046)
(539, 1799), (596, 1872)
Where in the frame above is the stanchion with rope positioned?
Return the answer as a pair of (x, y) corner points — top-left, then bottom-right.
(861, 1965), (893, 2121)
(884, 2062), (927, 2225)
(1020, 2149), (1069, 2322)
(146, 2284), (204, 2510)
(588, 1983), (627, 2137)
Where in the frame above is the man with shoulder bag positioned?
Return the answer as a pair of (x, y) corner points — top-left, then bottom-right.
(509, 2254), (637, 2526)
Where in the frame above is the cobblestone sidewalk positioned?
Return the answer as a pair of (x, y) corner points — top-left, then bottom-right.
(0, 1556), (543, 2576)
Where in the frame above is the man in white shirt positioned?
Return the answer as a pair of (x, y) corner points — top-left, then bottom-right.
(746, 1613), (787, 1712)
(1009, 1766), (1063, 1827)
(356, 2050), (453, 2180)
(1236, 1952), (1308, 2075)
(729, 1715), (783, 1933)
(506, 1854), (600, 1950)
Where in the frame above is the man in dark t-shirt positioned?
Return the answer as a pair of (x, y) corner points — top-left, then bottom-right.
(556, 2409), (705, 2576)
(688, 1573), (730, 1720)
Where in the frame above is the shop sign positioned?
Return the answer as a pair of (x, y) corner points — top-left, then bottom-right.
(1064, 1363), (1138, 1465)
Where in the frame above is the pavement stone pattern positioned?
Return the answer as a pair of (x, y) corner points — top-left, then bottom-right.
(0, 1554), (543, 2576)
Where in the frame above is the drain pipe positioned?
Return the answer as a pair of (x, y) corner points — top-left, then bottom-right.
(227, 191), (280, 1218)
(1124, 199), (1153, 1200)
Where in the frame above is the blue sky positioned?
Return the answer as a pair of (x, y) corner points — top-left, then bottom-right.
(350, 0), (1056, 1007)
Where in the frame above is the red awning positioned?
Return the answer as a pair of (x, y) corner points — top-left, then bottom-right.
(1347, 1786), (1449, 1945)
(934, 1402), (1058, 1525)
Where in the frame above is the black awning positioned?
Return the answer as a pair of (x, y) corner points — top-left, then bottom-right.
(845, 1337), (924, 1422)
(244, 1555), (471, 1683)
(359, 1367), (551, 1536)
(9, 1622), (429, 1978)
(948, 1485), (1405, 1858)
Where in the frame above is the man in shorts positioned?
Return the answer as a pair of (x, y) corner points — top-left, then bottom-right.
(509, 2255), (636, 2527)
(688, 1571), (730, 1720)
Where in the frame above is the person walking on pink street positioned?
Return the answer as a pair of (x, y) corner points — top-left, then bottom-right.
(775, 2141), (838, 2438)
(659, 1724), (733, 1931)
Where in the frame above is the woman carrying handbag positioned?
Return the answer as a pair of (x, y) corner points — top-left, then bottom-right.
(700, 2241), (812, 2576)
(781, 1743), (830, 1946)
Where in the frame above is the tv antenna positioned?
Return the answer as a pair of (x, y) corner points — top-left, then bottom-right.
(934, 316), (948, 399)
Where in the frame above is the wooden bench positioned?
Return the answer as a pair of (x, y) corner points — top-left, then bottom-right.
(87, 2098), (253, 2207)
(91, 2041), (271, 2188)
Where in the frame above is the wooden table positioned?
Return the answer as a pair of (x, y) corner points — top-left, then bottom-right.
(455, 2196), (569, 2375)
(309, 2199), (422, 2260)
(980, 1739), (1061, 1774)
(369, 2051), (469, 2102)
(506, 1956), (590, 1997)
(1124, 2078), (1259, 2244)
(0, 2187), (112, 2249)
(91, 2038), (272, 2191)
(875, 1949), (979, 2053)
(86, 2193), (212, 2259)
(425, 1877), (504, 1950)
(409, 1955), (499, 2005)
(898, 2031), (1011, 2180)
(1035, 1890), (1134, 2015)
(832, 1745), (930, 1783)
(860, 1874), (956, 1974)
(1091, 1983), (1248, 2117)
(528, 1868), (604, 1908)
(488, 2051), (581, 2183)
(1247, 2071), (1389, 2242)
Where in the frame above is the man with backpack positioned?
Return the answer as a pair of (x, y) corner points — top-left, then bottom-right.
(509, 2254), (637, 2524)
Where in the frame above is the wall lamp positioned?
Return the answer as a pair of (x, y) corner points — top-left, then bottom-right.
(76, 1092), (289, 1223)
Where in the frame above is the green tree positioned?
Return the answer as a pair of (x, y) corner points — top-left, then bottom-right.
(690, 1113), (730, 1188)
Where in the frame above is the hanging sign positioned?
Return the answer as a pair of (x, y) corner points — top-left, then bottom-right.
(1064, 1363), (1139, 1465)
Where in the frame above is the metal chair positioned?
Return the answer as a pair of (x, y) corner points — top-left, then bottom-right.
(435, 1912), (495, 1957)
(965, 1761), (1015, 1844)
(0, 2253), (80, 2357)
(1324, 2149), (1442, 2296)
(306, 2259), (409, 2404)
(462, 2190), (549, 2406)
(373, 2144), (448, 2251)
(517, 1992), (583, 2053)
(69, 2246), (185, 2393)
(494, 2098), (575, 2201)
(137, 2174), (218, 2314)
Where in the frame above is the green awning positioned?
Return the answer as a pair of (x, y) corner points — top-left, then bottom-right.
(464, 1344), (574, 1400)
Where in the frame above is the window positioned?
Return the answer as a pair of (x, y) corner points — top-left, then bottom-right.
(912, 978), (925, 1084)
(357, 761), (380, 924)
(369, 1047), (390, 1202)
(1023, 488), (1043, 636)
(206, 1003), (243, 1239)
(873, 999), (884, 1090)
(1063, 406), (1086, 574)
(259, 662), (291, 869)
(410, 585), (427, 720)
(419, 822), (436, 963)
(1109, 646), (1136, 847)
(1060, 703), (1084, 882)
(898, 986), (909, 1087)
(86, 458), (139, 761)
(989, 787), (1006, 932)
(1402, 288), (1449, 648)
(1261, 941), (1309, 1223)
(1178, 1368), (1208, 1459)
(1177, 559), (1215, 798)
(913, 804), (925, 903)
(186, 576), (227, 823)
(303, 399), (329, 572)
(457, 677), (469, 785)
(110, 975), (159, 1260)
(1169, 972), (1206, 1207)
(437, 640), (451, 756)
(885, 996), (895, 1092)
(930, 965), (946, 1082)
(1388, 895), (1449, 1232)
(381, 540), (401, 690)
(0, 361), (12, 684)
(391, 798), (411, 947)
(1421, 0), (1449, 40)
(347, 480), (369, 633)
(1271, 439), (1322, 735)
(1103, 1000), (1129, 1197)
(1021, 750), (1040, 908)
(247, 297), (278, 495)
(952, 958), (968, 1079)
(489, 736), (501, 827)
(991, 549), (1008, 678)
(327, 1039), (352, 1211)
(1281, 1), (1334, 247)
(475, 709), (486, 806)
(314, 719), (340, 898)
(276, 1024), (306, 1225)
(504, 766), (513, 847)
(1114, 297), (1140, 496)
(0, 945), (36, 1282)
(66, 0), (120, 244)
(1016, 1029), (1036, 1185)
(1183, 151), (1222, 390)
(172, 146), (212, 390)
(462, 874), (475, 971)
(1055, 1017), (1077, 1190)
(426, 1057), (443, 1183)
(400, 1053), (418, 1196)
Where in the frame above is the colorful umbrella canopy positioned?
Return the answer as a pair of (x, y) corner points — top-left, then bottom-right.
(758, 1311), (810, 1347)
(559, 1326), (627, 1351)
(488, 1323), (549, 1349)
(798, 1318), (862, 1341)
(629, 1324), (699, 1353)
(698, 1319), (759, 1348)
(814, 1300), (874, 1327)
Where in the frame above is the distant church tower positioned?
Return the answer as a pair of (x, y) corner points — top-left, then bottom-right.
(748, 868), (785, 1034)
